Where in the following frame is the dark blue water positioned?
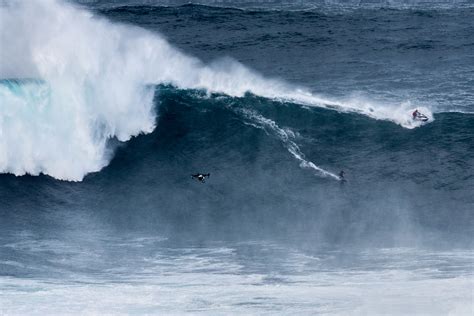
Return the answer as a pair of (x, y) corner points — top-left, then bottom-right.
(0, 1), (473, 314)
(99, 2), (474, 112)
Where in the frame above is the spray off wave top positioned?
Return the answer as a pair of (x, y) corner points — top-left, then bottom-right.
(0, 0), (432, 181)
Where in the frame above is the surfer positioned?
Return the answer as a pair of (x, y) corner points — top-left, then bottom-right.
(339, 170), (345, 181)
(191, 173), (210, 183)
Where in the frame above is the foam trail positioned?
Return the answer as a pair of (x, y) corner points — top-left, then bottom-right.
(0, 0), (431, 180)
(237, 108), (340, 180)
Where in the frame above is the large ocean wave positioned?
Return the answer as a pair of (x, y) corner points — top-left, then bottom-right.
(0, 0), (433, 181)
(77, 0), (474, 11)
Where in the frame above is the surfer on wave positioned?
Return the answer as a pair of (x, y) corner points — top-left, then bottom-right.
(339, 170), (346, 182)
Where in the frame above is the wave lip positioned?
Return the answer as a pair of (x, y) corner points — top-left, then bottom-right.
(79, 0), (474, 11)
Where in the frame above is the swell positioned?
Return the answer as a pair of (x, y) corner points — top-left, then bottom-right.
(0, 0), (435, 181)
(1, 88), (472, 247)
(90, 1), (474, 11)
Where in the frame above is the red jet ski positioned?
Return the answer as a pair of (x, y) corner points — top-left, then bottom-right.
(412, 110), (429, 122)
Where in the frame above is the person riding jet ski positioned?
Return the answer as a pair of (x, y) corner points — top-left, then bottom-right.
(412, 109), (428, 122)
(412, 109), (420, 119)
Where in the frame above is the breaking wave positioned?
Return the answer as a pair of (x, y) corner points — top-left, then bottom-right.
(0, 0), (432, 181)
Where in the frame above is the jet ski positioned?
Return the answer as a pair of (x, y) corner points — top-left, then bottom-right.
(412, 111), (429, 122)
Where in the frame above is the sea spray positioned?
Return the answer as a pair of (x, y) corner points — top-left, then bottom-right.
(0, 0), (432, 181)
(237, 108), (340, 180)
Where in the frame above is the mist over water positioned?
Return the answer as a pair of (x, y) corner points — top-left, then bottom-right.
(0, 0), (473, 315)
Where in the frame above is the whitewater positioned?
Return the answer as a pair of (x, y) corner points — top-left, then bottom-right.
(0, 0), (433, 181)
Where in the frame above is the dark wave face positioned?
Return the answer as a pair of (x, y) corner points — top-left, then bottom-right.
(1, 1), (473, 314)
(1, 86), (473, 246)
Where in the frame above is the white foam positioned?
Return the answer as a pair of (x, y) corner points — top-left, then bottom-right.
(238, 108), (340, 180)
(0, 0), (433, 181)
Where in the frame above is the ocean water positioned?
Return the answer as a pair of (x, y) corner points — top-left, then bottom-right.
(0, 0), (473, 314)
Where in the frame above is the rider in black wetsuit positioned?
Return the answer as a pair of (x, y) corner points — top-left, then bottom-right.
(339, 170), (345, 180)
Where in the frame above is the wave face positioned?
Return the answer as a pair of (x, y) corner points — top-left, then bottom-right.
(0, 87), (473, 247)
(0, 0), (440, 180)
